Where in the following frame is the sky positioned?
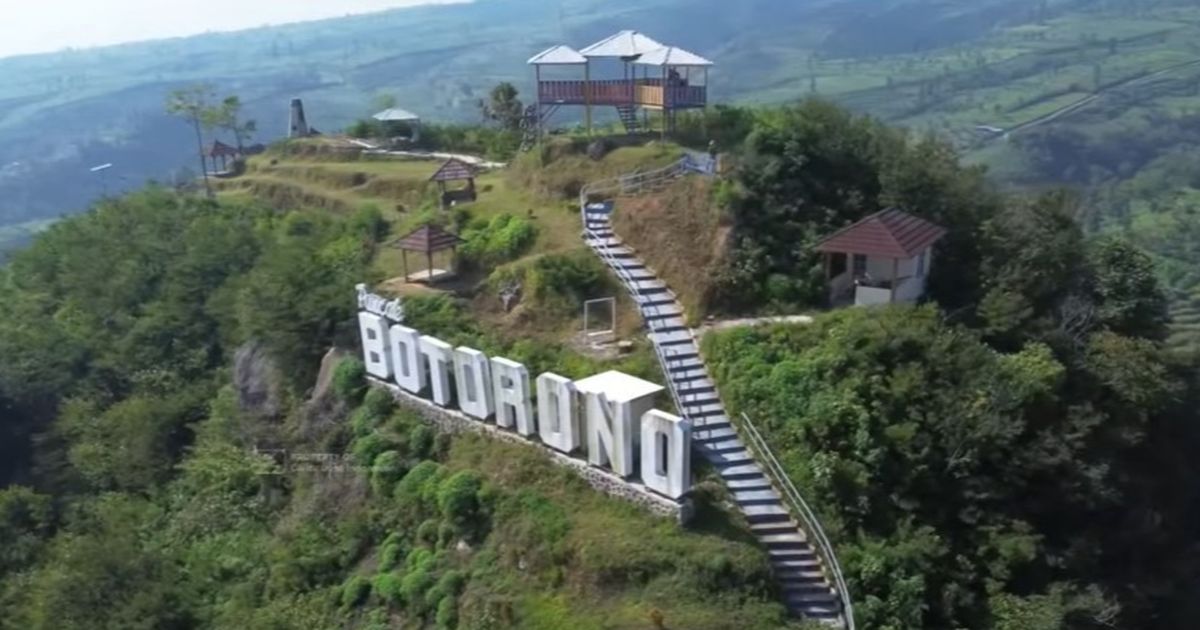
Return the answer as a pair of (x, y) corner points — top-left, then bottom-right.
(0, 0), (466, 59)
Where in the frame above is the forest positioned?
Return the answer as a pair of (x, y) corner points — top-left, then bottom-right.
(2, 80), (1200, 628)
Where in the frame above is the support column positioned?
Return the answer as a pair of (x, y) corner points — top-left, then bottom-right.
(535, 65), (542, 139)
(890, 258), (899, 303)
(584, 62), (593, 136)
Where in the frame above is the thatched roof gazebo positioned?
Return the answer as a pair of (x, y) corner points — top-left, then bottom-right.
(393, 224), (465, 284)
(431, 158), (479, 209)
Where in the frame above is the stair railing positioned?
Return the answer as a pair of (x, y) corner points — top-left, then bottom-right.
(739, 412), (855, 630)
(580, 157), (854, 629)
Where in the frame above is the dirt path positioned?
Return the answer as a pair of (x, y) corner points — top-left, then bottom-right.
(693, 314), (814, 336)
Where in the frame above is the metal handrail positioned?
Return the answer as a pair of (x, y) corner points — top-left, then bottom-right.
(739, 412), (855, 630)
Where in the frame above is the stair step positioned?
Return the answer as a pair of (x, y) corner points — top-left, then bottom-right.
(694, 414), (730, 429)
(694, 426), (738, 442)
(699, 437), (745, 453)
(716, 462), (765, 480)
(684, 403), (725, 418)
(707, 448), (754, 466)
(643, 305), (684, 320)
(724, 476), (773, 490)
(772, 556), (823, 569)
(733, 488), (781, 504)
(666, 357), (705, 372)
(648, 330), (694, 346)
(760, 532), (812, 547)
(676, 379), (715, 394)
(741, 504), (790, 520)
(777, 567), (830, 581)
(587, 236), (623, 248)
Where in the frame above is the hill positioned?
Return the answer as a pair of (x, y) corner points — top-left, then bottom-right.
(6, 0), (1200, 247)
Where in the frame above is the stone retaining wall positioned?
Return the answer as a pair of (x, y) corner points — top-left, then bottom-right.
(370, 379), (692, 523)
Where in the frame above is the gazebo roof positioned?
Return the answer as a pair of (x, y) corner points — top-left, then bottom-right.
(430, 158), (478, 182)
(528, 44), (588, 65)
(580, 30), (665, 58)
(373, 107), (421, 122)
(634, 46), (714, 67)
(206, 140), (239, 157)
(815, 209), (947, 259)
(393, 224), (464, 254)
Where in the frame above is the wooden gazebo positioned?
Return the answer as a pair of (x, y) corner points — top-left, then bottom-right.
(431, 158), (478, 209)
(393, 224), (464, 284)
(206, 140), (240, 174)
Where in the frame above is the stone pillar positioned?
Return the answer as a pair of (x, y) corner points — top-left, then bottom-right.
(289, 98), (309, 138)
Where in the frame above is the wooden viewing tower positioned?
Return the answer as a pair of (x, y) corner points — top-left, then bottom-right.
(527, 30), (713, 137)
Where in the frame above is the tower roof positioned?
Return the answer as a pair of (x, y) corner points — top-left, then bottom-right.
(528, 44), (588, 65)
(372, 107), (421, 122)
(634, 46), (713, 67)
(814, 209), (947, 258)
(580, 30), (665, 58)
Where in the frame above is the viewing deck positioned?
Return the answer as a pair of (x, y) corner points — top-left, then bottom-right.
(537, 79), (707, 109)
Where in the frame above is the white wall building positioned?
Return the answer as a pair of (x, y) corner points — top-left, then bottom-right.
(815, 209), (948, 307)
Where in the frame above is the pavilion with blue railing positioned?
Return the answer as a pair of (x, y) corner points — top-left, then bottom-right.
(527, 30), (713, 137)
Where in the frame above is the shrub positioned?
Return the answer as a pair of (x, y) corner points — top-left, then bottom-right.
(341, 575), (371, 608)
(437, 471), (484, 528)
(350, 406), (380, 437)
(395, 461), (445, 513)
(436, 594), (458, 629)
(363, 387), (395, 418)
(351, 204), (388, 243)
(524, 251), (608, 314)
(371, 451), (407, 496)
(373, 572), (402, 605)
(352, 433), (392, 468)
(332, 358), (366, 403)
(380, 534), (406, 571)
(458, 214), (537, 269)
(417, 519), (441, 546)
(400, 566), (436, 615)
(408, 424), (435, 460)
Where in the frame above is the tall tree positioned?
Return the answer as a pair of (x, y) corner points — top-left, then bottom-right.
(478, 82), (524, 131)
(205, 96), (257, 153)
(166, 85), (216, 198)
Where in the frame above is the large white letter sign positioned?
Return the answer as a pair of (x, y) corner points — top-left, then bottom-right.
(585, 391), (635, 477)
(358, 313), (392, 379)
(454, 347), (494, 420)
(640, 410), (692, 499)
(389, 324), (425, 394)
(492, 358), (533, 434)
(537, 373), (580, 454)
(419, 336), (455, 407)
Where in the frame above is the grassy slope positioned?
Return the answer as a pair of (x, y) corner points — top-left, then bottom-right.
(216, 138), (681, 343)
(611, 177), (730, 323)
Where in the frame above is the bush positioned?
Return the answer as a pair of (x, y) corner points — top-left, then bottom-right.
(395, 461), (446, 513)
(373, 572), (402, 605)
(458, 214), (537, 269)
(341, 575), (372, 608)
(436, 594), (458, 629)
(400, 566), (436, 615)
(408, 424), (435, 460)
(351, 204), (388, 243)
(417, 519), (441, 546)
(363, 387), (395, 418)
(332, 358), (366, 404)
(437, 471), (484, 528)
(352, 433), (392, 468)
(371, 451), (407, 496)
(380, 534), (406, 571)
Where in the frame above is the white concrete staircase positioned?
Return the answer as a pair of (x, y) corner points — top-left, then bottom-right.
(582, 199), (850, 627)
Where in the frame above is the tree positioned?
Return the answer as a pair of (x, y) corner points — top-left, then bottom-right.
(478, 82), (524, 131)
(205, 96), (257, 152)
(166, 84), (216, 198)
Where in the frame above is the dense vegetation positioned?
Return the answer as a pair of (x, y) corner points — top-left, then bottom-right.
(0, 186), (808, 628)
(701, 101), (1200, 629)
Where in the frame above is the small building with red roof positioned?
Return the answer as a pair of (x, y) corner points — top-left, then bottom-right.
(814, 208), (947, 306)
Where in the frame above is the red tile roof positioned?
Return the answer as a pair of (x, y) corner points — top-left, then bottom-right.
(814, 208), (947, 259)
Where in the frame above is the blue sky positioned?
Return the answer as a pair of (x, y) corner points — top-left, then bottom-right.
(1, 0), (464, 59)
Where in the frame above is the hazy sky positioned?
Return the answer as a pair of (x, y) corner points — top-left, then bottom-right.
(1, 0), (465, 59)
